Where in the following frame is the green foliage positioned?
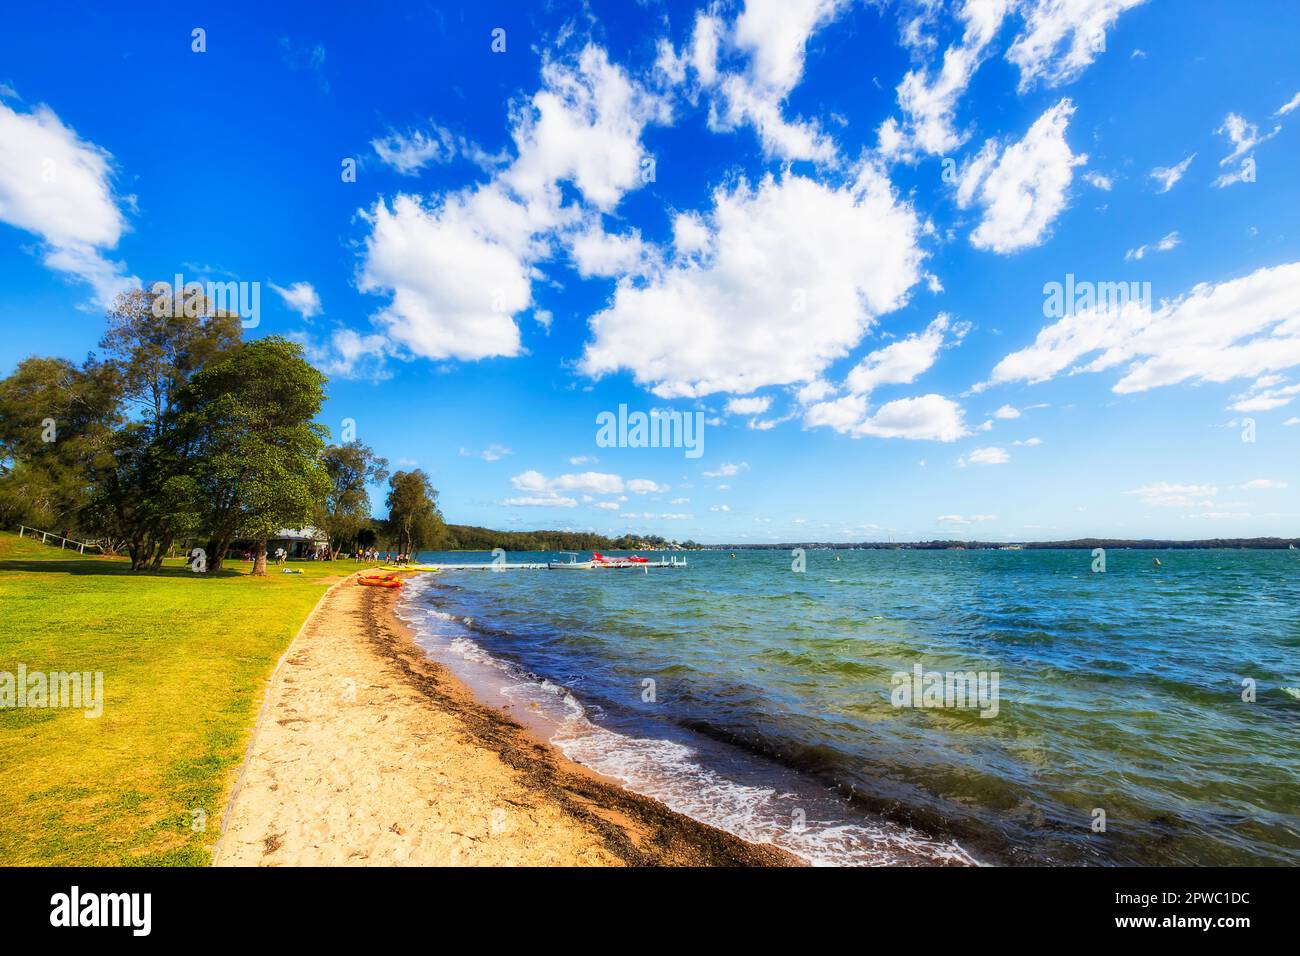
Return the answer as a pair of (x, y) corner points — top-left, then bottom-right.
(0, 356), (120, 533)
(99, 284), (241, 431)
(318, 442), (389, 555)
(384, 469), (445, 553)
(77, 287), (243, 569)
(179, 338), (329, 572)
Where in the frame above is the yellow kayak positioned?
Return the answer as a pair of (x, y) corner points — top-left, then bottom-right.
(379, 564), (441, 573)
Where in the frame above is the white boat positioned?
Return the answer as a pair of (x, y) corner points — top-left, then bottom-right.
(548, 552), (594, 569)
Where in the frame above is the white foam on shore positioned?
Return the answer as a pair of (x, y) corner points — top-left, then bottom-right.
(397, 579), (980, 867)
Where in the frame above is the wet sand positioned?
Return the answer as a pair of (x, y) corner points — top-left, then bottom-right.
(214, 575), (798, 866)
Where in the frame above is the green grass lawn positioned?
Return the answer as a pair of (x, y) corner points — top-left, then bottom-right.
(0, 531), (349, 865)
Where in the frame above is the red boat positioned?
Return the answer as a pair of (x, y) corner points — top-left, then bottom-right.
(358, 573), (403, 589)
(592, 552), (644, 568)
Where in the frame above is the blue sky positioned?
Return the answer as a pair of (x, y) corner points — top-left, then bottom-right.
(2, 0), (1298, 543)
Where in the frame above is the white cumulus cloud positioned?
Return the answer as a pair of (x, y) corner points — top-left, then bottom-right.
(956, 99), (1086, 254)
(0, 96), (135, 304)
(580, 167), (925, 397)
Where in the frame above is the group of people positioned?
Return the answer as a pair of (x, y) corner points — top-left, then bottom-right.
(241, 547), (291, 565)
(351, 549), (413, 565)
(237, 547), (413, 565)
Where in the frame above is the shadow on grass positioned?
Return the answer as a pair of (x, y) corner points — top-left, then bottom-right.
(0, 559), (246, 578)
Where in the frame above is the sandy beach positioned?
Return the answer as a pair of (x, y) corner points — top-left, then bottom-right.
(214, 574), (797, 866)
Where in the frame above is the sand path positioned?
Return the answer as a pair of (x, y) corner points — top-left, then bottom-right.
(214, 577), (795, 867)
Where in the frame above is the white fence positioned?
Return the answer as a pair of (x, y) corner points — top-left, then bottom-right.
(17, 526), (99, 554)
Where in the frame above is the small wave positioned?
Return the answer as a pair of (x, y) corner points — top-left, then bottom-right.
(396, 579), (979, 867)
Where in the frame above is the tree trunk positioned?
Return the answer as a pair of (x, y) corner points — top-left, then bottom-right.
(129, 535), (150, 571)
(149, 533), (173, 571)
(208, 536), (226, 572)
(252, 539), (268, 577)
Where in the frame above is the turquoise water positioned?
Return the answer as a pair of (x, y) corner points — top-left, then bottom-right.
(400, 548), (1300, 865)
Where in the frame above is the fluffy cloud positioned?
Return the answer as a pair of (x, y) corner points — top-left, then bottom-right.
(1149, 153), (1194, 193)
(985, 261), (1300, 397)
(503, 495), (579, 508)
(1007, 0), (1149, 90)
(806, 393), (968, 441)
(858, 394), (968, 440)
(356, 45), (666, 367)
(662, 1), (846, 162)
(881, 0), (1014, 159)
(503, 46), (670, 214)
(1241, 478), (1287, 490)
(511, 470), (667, 500)
(269, 280), (323, 319)
(461, 444), (512, 461)
(725, 395), (772, 415)
(1228, 379), (1300, 412)
(799, 313), (970, 441)
(844, 314), (969, 395)
(1216, 112), (1279, 169)
(703, 461), (749, 478)
(371, 124), (455, 175)
(358, 191), (530, 360)
(627, 478), (669, 494)
(959, 446), (1009, 465)
(581, 168), (925, 397)
(956, 99), (1086, 253)
(295, 327), (391, 381)
(0, 96), (135, 304)
(1213, 112), (1280, 187)
(570, 223), (655, 278)
(1124, 230), (1179, 261)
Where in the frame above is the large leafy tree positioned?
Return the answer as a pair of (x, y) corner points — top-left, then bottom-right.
(99, 285), (242, 435)
(318, 442), (389, 557)
(80, 285), (241, 568)
(180, 337), (329, 574)
(385, 469), (445, 555)
(0, 356), (120, 536)
(81, 422), (205, 568)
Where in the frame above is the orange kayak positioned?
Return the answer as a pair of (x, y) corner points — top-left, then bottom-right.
(358, 574), (403, 589)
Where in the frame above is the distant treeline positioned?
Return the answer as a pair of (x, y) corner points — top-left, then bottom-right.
(717, 538), (1300, 550)
(411, 524), (700, 553)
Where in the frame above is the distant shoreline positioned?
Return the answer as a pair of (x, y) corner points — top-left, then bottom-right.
(422, 537), (1300, 553)
(683, 538), (1300, 551)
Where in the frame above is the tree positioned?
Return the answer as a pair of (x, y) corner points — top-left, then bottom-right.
(77, 285), (242, 568)
(0, 356), (120, 535)
(385, 469), (444, 555)
(180, 338), (329, 574)
(82, 422), (206, 569)
(99, 285), (241, 436)
(317, 442), (389, 557)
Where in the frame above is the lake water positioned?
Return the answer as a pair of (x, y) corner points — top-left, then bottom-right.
(398, 548), (1300, 865)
